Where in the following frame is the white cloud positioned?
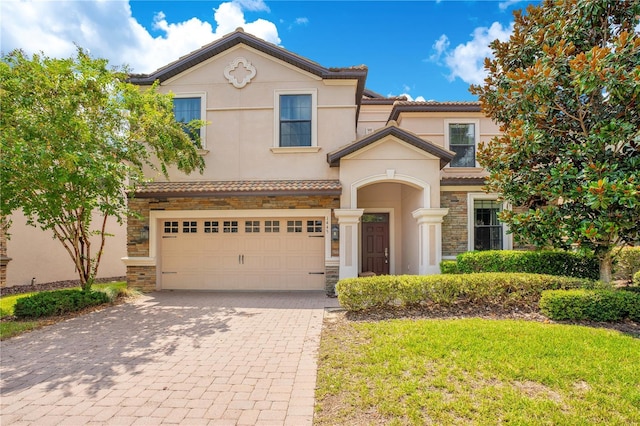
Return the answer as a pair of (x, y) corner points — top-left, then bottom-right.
(0, 0), (280, 74)
(295, 17), (309, 25)
(431, 22), (513, 85)
(498, 0), (524, 11)
(430, 34), (450, 63)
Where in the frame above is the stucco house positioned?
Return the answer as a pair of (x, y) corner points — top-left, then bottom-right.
(121, 28), (511, 294)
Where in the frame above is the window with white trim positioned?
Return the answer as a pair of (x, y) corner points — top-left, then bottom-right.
(445, 120), (479, 168)
(467, 194), (512, 251)
(173, 94), (205, 146)
(274, 90), (317, 148)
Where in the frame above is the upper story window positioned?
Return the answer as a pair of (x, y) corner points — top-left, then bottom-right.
(273, 89), (318, 151)
(447, 121), (478, 168)
(280, 94), (311, 147)
(173, 95), (205, 144)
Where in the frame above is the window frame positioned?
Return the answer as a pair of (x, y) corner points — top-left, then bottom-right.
(172, 92), (207, 149)
(444, 119), (480, 168)
(272, 89), (318, 152)
(467, 193), (512, 251)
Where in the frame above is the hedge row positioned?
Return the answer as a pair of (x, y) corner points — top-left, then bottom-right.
(335, 273), (598, 311)
(446, 250), (599, 279)
(539, 289), (640, 322)
(14, 289), (111, 319)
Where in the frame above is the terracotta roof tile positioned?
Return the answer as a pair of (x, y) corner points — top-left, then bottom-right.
(132, 179), (342, 198)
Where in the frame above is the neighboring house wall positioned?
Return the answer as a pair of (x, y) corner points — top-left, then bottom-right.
(2, 211), (126, 288)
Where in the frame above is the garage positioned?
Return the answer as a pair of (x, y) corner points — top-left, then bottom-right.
(159, 217), (326, 290)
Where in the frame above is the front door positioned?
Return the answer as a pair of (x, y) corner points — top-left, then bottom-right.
(361, 213), (390, 275)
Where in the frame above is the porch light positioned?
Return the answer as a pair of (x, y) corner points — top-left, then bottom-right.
(331, 224), (339, 241)
(140, 226), (149, 241)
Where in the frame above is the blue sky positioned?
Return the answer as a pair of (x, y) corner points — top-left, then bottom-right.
(1, 0), (539, 101)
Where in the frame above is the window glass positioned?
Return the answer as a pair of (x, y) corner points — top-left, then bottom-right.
(245, 221), (260, 233)
(164, 221), (178, 234)
(223, 221), (238, 233)
(287, 220), (303, 233)
(474, 200), (503, 250)
(265, 220), (280, 233)
(173, 97), (201, 140)
(182, 221), (197, 233)
(204, 221), (219, 233)
(307, 220), (323, 233)
(449, 123), (476, 167)
(280, 95), (311, 147)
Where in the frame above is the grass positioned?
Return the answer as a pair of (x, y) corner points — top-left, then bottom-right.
(0, 281), (128, 340)
(315, 317), (640, 425)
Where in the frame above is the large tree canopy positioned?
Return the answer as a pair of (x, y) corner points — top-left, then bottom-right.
(0, 48), (205, 290)
(471, 0), (640, 282)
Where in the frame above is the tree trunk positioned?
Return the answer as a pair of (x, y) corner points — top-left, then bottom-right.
(599, 252), (613, 283)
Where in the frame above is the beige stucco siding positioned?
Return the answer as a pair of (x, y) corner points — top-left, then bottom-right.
(5, 211), (126, 287)
(152, 45), (358, 183)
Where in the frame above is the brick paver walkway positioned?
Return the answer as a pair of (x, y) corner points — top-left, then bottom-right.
(1, 291), (339, 425)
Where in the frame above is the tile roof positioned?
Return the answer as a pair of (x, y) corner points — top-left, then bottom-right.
(132, 180), (342, 198)
(388, 101), (482, 121)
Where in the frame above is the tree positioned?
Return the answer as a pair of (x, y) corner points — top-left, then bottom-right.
(471, 0), (640, 282)
(0, 48), (205, 291)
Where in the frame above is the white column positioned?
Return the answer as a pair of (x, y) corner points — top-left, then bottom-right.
(412, 208), (448, 275)
(333, 209), (364, 280)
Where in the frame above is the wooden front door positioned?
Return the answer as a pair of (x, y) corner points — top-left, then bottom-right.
(361, 213), (390, 275)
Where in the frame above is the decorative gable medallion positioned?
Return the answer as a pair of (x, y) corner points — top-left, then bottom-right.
(224, 57), (257, 89)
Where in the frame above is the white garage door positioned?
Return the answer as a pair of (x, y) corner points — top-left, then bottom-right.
(160, 217), (325, 290)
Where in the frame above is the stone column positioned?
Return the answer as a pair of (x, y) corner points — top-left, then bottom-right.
(412, 208), (449, 275)
(333, 209), (364, 280)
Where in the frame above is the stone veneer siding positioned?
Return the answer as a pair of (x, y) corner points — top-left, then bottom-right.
(127, 194), (340, 291)
(441, 191), (470, 257)
(441, 190), (533, 258)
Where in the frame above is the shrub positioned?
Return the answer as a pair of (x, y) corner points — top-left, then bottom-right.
(634, 271), (640, 287)
(336, 273), (596, 311)
(614, 247), (640, 283)
(440, 260), (459, 274)
(539, 289), (640, 322)
(455, 250), (598, 279)
(14, 289), (111, 319)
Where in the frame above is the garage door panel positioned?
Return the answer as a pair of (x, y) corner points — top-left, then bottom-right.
(160, 217), (325, 290)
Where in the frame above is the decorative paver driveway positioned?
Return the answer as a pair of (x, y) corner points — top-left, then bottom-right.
(1, 291), (339, 425)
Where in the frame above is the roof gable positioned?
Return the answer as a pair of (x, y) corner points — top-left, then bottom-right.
(327, 123), (454, 169)
(129, 28), (368, 117)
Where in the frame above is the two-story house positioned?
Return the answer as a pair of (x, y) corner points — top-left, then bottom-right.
(121, 29), (510, 294)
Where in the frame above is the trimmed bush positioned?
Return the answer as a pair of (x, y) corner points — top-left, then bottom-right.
(440, 260), (459, 274)
(614, 247), (640, 283)
(455, 250), (598, 279)
(634, 271), (640, 287)
(336, 273), (597, 311)
(539, 289), (640, 322)
(14, 289), (111, 319)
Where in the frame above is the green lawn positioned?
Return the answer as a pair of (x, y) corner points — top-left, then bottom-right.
(0, 282), (127, 340)
(315, 317), (640, 425)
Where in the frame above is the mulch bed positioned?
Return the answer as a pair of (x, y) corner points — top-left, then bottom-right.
(0, 276), (126, 297)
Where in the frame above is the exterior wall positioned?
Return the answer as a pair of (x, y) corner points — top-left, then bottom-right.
(400, 185), (422, 275)
(3, 211), (126, 288)
(127, 194), (340, 291)
(441, 190), (470, 257)
(152, 45), (357, 183)
(338, 138), (442, 210)
(357, 104), (394, 138)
